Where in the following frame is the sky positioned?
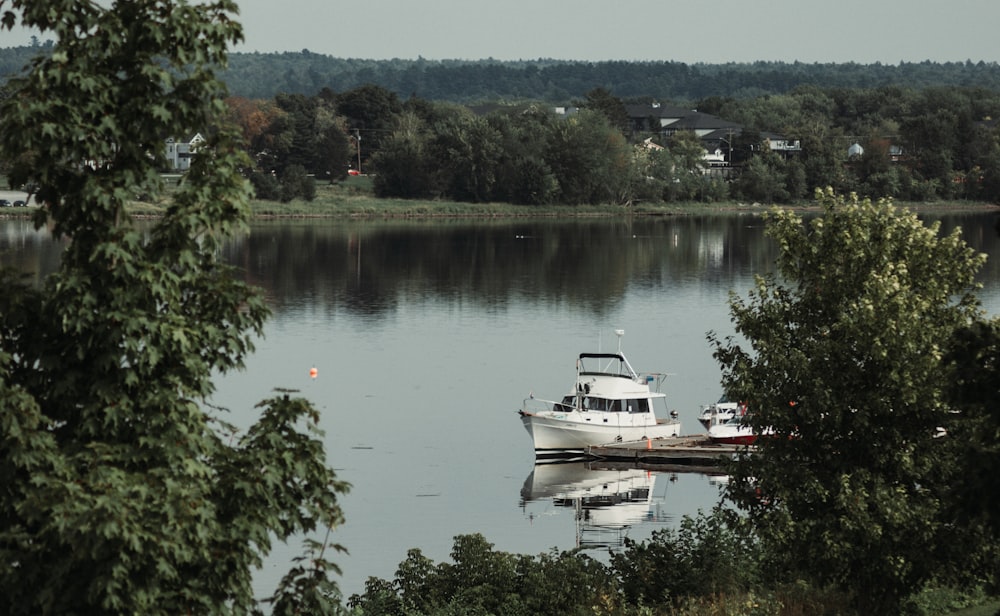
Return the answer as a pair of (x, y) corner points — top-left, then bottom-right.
(225, 0), (1000, 64)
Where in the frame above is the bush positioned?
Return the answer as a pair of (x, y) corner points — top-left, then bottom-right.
(610, 508), (759, 607)
(347, 534), (622, 616)
(250, 171), (282, 201)
(279, 164), (314, 202)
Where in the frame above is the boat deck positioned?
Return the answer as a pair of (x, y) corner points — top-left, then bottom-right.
(584, 434), (747, 472)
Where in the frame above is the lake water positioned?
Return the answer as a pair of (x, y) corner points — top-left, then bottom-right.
(2, 210), (999, 600)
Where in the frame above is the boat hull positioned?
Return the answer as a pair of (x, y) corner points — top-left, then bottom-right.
(520, 411), (681, 454)
(707, 433), (757, 446)
(707, 419), (768, 446)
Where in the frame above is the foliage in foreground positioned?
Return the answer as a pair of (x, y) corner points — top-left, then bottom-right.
(348, 533), (624, 616)
(346, 516), (993, 616)
(711, 188), (1000, 613)
(0, 0), (348, 613)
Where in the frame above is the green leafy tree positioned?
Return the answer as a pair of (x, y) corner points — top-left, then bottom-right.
(734, 150), (792, 203)
(488, 107), (559, 206)
(662, 131), (712, 202)
(270, 93), (351, 182)
(347, 534), (623, 616)
(336, 83), (403, 166)
(935, 318), (1000, 587)
(610, 508), (759, 607)
(426, 112), (502, 202)
(583, 86), (630, 135)
(710, 189), (988, 612)
(278, 164), (317, 202)
(0, 1), (347, 614)
(314, 101), (353, 182)
(545, 109), (631, 205)
(371, 111), (434, 199)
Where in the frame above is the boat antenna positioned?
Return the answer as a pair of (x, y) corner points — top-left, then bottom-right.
(615, 329), (625, 354)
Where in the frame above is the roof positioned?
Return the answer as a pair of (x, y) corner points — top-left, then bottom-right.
(624, 103), (694, 120)
(667, 112), (742, 131)
(701, 128), (743, 141)
(579, 353), (626, 361)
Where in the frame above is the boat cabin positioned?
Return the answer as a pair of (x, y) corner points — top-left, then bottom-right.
(559, 395), (653, 414)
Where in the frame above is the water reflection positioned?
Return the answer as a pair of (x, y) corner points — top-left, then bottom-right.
(219, 216), (781, 319)
(5, 212), (1000, 317)
(521, 462), (719, 550)
(215, 212), (1000, 320)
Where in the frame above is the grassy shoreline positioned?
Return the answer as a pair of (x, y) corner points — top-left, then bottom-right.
(5, 175), (1000, 220)
(172, 176), (1000, 218)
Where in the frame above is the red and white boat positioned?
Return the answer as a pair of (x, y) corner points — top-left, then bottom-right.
(698, 395), (742, 428)
(707, 414), (770, 446)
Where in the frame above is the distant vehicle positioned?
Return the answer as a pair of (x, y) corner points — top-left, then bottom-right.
(12, 200), (26, 207)
(0, 199), (11, 207)
(347, 169), (360, 176)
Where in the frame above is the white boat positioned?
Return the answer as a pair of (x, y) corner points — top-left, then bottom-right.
(698, 394), (742, 428)
(518, 330), (681, 457)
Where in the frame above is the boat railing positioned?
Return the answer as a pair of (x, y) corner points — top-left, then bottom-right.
(578, 353), (638, 380)
(638, 372), (671, 393)
(521, 397), (573, 414)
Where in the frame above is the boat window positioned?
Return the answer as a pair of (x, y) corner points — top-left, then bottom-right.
(557, 395), (576, 412)
(626, 398), (650, 414)
(609, 399), (623, 413)
(582, 397), (608, 411)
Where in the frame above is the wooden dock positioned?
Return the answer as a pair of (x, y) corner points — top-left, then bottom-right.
(584, 435), (744, 473)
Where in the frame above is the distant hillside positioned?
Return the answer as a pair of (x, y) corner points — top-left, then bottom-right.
(4, 45), (1000, 103)
(217, 53), (1000, 103)
(0, 45), (51, 83)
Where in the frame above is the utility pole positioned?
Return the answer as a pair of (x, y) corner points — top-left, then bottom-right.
(355, 129), (362, 174)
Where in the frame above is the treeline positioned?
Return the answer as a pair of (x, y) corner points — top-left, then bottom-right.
(4, 45), (1000, 103)
(228, 84), (1000, 205)
(219, 54), (1000, 103)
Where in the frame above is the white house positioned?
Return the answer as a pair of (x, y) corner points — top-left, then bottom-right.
(164, 133), (205, 171)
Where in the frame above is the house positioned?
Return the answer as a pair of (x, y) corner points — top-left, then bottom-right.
(624, 102), (695, 134)
(702, 146), (727, 167)
(761, 131), (802, 156)
(640, 137), (664, 151)
(164, 133), (205, 171)
(626, 104), (798, 166)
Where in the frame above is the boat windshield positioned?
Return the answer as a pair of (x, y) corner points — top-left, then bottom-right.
(557, 396), (576, 411)
(625, 398), (650, 414)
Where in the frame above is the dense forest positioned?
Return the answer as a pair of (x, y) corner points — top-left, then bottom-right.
(218, 53), (1000, 103)
(221, 84), (1000, 206)
(4, 44), (1000, 205)
(3, 44), (1000, 102)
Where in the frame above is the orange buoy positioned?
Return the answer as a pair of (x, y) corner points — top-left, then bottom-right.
(309, 367), (318, 379)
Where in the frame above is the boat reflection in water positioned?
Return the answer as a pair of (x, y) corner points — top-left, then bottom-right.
(520, 462), (673, 550)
